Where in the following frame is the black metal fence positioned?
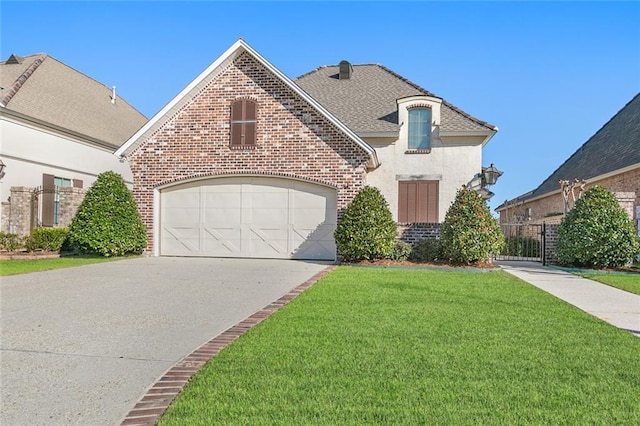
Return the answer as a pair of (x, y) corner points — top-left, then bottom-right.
(496, 223), (546, 264)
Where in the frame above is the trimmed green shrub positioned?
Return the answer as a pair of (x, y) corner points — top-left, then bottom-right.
(441, 186), (504, 264)
(65, 171), (147, 257)
(334, 186), (397, 262)
(501, 236), (541, 257)
(410, 239), (443, 262)
(555, 186), (640, 268)
(389, 240), (412, 261)
(0, 232), (26, 252)
(25, 227), (68, 252)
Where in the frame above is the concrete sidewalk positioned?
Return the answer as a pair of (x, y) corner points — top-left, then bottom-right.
(498, 261), (640, 336)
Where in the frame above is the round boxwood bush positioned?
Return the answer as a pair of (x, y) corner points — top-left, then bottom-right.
(441, 186), (504, 264)
(334, 186), (397, 262)
(66, 171), (147, 256)
(410, 238), (443, 262)
(555, 186), (639, 268)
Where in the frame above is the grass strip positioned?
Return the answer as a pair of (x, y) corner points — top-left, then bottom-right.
(578, 273), (640, 295)
(0, 256), (127, 276)
(159, 266), (640, 425)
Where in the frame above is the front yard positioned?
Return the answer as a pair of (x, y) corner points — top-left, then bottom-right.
(0, 256), (126, 276)
(159, 266), (640, 425)
(577, 272), (640, 295)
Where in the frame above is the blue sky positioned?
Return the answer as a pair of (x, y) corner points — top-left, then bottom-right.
(2, 1), (639, 212)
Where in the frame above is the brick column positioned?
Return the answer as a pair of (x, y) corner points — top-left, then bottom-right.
(58, 187), (85, 227)
(614, 192), (636, 221)
(1, 201), (9, 233)
(8, 187), (33, 236)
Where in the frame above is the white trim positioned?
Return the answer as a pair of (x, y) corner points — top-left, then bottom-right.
(115, 39), (379, 168)
(153, 187), (160, 257)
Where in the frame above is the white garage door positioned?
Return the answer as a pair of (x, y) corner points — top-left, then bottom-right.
(160, 177), (337, 260)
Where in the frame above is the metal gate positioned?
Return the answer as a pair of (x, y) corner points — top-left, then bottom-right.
(30, 186), (58, 231)
(495, 223), (546, 264)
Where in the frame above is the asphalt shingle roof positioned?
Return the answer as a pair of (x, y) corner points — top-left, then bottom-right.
(295, 64), (496, 135)
(1, 54), (147, 148)
(505, 92), (640, 205)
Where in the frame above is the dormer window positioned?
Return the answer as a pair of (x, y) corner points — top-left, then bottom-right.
(408, 107), (431, 150)
(230, 99), (257, 148)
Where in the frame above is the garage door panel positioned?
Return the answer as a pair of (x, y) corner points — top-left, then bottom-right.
(160, 177), (336, 260)
(202, 227), (241, 255)
(203, 192), (241, 209)
(162, 226), (200, 254)
(204, 208), (242, 225)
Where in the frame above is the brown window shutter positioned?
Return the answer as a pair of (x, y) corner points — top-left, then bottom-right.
(399, 180), (439, 223)
(244, 122), (256, 146)
(417, 181), (439, 222)
(42, 174), (55, 227)
(398, 181), (407, 222)
(244, 100), (256, 120)
(231, 122), (243, 146)
(230, 99), (257, 147)
(231, 100), (243, 121)
(73, 179), (83, 188)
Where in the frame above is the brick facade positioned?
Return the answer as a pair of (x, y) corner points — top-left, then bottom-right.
(397, 223), (442, 245)
(128, 52), (370, 253)
(499, 167), (640, 224)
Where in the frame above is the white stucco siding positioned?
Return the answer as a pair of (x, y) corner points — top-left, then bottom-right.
(366, 136), (483, 222)
(0, 117), (132, 204)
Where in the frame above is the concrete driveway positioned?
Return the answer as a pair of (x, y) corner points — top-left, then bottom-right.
(0, 257), (330, 425)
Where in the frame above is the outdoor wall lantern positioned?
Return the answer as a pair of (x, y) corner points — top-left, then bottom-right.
(482, 163), (503, 186)
(0, 159), (6, 179)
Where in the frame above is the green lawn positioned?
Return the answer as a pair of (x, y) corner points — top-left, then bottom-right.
(578, 273), (640, 295)
(0, 256), (128, 276)
(159, 266), (640, 425)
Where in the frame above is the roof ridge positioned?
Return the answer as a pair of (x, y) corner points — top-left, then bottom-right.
(294, 63), (386, 80)
(499, 91), (640, 208)
(524, 91), (640, 198)
(376, 64), (497, 131)
(295, 62), (497, 131)
(0, 53), (47, 107)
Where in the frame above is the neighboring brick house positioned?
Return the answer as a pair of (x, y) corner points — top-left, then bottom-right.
(496, 93), (640, 228)
(116, 40), (498, 260)
(0, 53), (147, 235)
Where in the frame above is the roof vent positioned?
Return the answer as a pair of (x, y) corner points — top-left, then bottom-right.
(6, 54), (23, 64)
(338, 60), (352, 80)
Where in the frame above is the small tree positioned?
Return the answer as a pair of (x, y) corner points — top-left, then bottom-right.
(334, 186), (397, 262)
(441, 186), (504, 264)
(66, 171), (147, 256)
(555, 186), (639, 268)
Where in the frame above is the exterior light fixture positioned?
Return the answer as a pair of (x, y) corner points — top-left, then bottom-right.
(0, 159), (5, 179)
(482, 163), (503, 186)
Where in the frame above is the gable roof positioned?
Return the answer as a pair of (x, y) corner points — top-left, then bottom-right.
(0, 53), (147, 149)
(116, 39), (379, 168)
(497, 92), (640, 209)
(295, 63), (497, 137)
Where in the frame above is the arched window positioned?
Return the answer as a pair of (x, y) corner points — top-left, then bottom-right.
(230, 99), (257, 148)
(408, 107), (431, 150)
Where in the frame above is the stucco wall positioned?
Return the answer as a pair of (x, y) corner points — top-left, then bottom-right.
(0, 116), (133, 205)
(366, 136), (483, 222)
(127, 52), (370, 253)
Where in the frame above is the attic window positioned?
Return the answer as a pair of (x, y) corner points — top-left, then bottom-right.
(230, 99), (257, 148)
(339, 60), (352, 80)
(408, 107), (431, 150)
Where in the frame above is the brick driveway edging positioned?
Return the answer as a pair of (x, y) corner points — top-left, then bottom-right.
(121, 265), (336, 425)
